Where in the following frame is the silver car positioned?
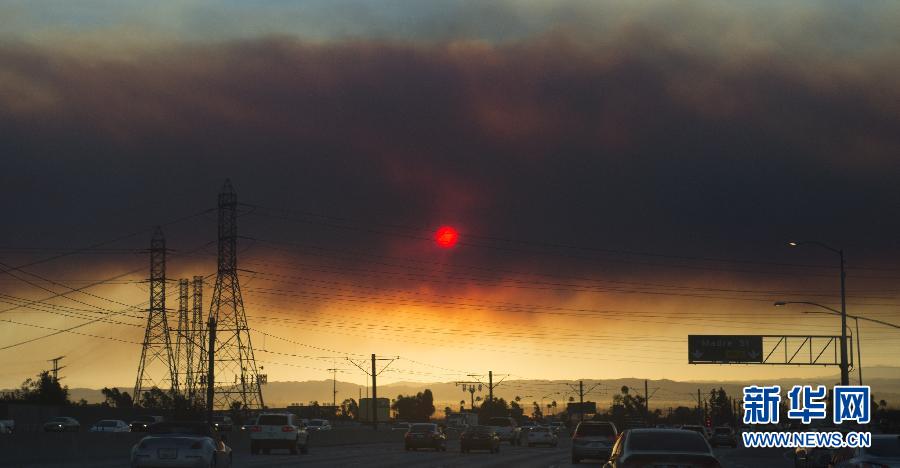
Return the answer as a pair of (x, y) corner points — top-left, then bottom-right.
(572, 421), (618, 464)
(131, 421), (232, 468)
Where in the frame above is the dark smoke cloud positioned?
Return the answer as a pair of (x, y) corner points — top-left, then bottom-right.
(1, 22), (898, 293)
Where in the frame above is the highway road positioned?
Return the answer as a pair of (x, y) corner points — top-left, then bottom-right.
(25, 438), (795, 467)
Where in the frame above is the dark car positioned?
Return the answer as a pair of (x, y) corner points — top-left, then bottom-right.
(211, 415), (233, 432)
(830, 434), (900, 467)
(405, 423), (447, 451)
(129, 415), (163, 432)
(710, 426), (737, 448)
(572, 421), (618, 464)
(43, 416), (80, 432)
(603, 428), (721, 468)
(460, 425), (501, 453)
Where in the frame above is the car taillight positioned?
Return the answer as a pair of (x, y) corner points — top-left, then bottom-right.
(249, 426), (261, 432)
(282, 426), (295, 432)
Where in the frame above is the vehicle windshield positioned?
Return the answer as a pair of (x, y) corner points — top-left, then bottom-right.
(868, 436), (900, 457)
(715, 428), (732, 435)
(488, 418), (512, 427)
(258, 415), (288, 426)
(410, 424), (436, 433)
(628, 431), (711, 453)
(99, 421), (117, 427)
(151, 422), (213, 436)
(50, 417), (69, 423)
(309, 420), (324, 426)
(576, 423), (616, 437)
(212, 416), (227, 422)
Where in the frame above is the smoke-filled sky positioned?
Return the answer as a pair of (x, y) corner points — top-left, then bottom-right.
(1, 0), (899, 393)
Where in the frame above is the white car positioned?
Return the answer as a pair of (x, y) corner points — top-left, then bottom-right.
(248, 413), (309, 455)
(130, 421), (232, 468)
(90, 419), (130, 432)
(523, 426), (558, 447)
(306, 419), (332, 431)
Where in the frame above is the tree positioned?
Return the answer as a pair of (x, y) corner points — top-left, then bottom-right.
(0, 371), (69, 405)
(101, 387), (134, 408)
(339, 398), (358, 419)
(391, 389), (436, 422)
(707, 388), (734, 426)
(477, 398), (510, 424)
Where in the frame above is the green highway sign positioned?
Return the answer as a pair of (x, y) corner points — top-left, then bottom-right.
(688, 335), (764, 364)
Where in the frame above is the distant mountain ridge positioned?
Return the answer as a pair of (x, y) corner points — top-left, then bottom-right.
(59, 366), (900, 410)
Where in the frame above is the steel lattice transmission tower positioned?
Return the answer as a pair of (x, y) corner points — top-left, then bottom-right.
(208, 180), (264, 410)
(189, 275), (205, 405)
(134, 227), (177, 403)
(173, 279), (190, 393)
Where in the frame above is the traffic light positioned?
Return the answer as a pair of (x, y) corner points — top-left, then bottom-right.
(705, 416), (712, 427)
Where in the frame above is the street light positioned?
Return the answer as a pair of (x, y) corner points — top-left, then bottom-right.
(787, 240), (849, 386)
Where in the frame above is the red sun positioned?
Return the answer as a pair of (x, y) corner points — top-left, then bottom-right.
(435, 226), (459, 248)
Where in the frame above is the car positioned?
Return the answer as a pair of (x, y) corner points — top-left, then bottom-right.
(550, 421), (566, 435)
(211, 415), (233, 432)
(43, 416), (80, 432)
(0, 419), (13, 434)
(487, 417), (520, 445)
(248, 412), (309, 455)
(603, 428), (721, 468)
(794, 445), (832, 468)
(306, 419), (332, 431)
(523, 425), (559, 447)
(90, 419), (130, 432)
(830, 434), (900, 467)
(130, 421), (232, 468)
(460, 425), (500, 453)
(129, 415), (164, 432)
(391, 422), (411, 432)
(571, 421), (618, 464)
(240, 416), (258, 431)
(405, 423), (447, 451)
(710, 426), (737, 448)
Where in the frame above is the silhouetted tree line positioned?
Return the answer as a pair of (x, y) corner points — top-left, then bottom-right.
(391, 389), (435, 422)
(0, 371), (69, 405)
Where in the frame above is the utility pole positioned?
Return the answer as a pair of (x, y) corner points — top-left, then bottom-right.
(346, 354), (397, 431)
(697, 388), (702, 422)
(644, 380), (649, 414)
(49, 356), (65, 382)
(580, 381), (584, 422)
(371, 354), (377, 430)
(488, 371), (493, 403)
(206, 317), (216, 425)
(327, 368), (344, 409)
